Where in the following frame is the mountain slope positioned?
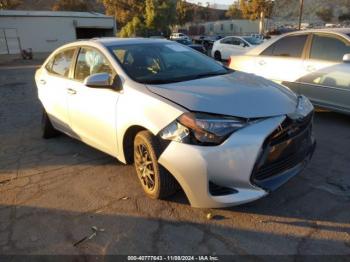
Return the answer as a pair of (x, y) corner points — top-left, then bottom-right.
(273, 0), (350, 22)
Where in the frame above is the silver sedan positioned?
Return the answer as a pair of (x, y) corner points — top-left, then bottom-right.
(35, 38), (316, 208)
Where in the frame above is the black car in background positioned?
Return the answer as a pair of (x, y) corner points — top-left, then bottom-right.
(173, 39), (207, 54)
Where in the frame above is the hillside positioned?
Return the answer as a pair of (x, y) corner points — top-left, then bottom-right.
(13, 0), (350, 23)
(15, 0), (104, 12)
(272, 0), (350, 22)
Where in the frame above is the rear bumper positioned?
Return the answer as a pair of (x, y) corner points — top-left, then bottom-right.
(158, 114), (315, 208)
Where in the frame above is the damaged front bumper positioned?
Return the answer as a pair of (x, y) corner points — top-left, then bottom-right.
(158, 114), (315, 208)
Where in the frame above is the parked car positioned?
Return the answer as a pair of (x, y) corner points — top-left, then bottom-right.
(170, 32), (190, 41)
(149, 36), (166, 39)
(193, 35), (223, 49)
(212, 36), (263, 61)
(35, 38), (316, 208)
(173, 39), (206, 54)
(229, 28), (350, 115)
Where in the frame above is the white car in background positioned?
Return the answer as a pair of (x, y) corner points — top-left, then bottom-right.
(212, 36), (262, 61)
(170, 32), (191, 41)
(229, 28), (350, 115)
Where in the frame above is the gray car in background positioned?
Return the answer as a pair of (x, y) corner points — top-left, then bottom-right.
(229, 28), (350, 115)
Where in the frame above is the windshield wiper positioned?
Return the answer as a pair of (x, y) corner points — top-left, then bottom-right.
(192, 70), (230, 80)
(140, 70), (233, 85)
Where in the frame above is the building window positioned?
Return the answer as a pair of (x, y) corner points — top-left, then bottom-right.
(209, 24), (214, 32)
(230, 24), (234, 31)
(220, 24), (224, 31)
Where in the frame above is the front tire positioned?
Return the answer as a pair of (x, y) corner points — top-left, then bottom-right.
(134, 131), (178, 199)
(41, 109), (60, 139)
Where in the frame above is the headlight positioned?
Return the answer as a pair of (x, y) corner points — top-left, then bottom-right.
(288, 95), (314, 120)
(160, 112), (250, 146)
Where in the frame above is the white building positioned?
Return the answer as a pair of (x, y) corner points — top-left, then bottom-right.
(204, 20), (261, 36)
(185, 19), (262, 36)
(0, 10), (116, 54)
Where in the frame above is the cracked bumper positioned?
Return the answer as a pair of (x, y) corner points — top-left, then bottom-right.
(158, 114), (315, 208)
(158, 116), (285, 208)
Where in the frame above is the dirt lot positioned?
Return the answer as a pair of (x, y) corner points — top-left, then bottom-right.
(0, 64), (349, 257)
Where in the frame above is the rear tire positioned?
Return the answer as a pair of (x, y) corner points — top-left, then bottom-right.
(214, 51), (222, 61)
(134, 130), (178, 199)
(41, 109), (60, 139)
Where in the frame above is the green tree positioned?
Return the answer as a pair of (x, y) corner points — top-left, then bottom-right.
(316, 7), (333, 22)
(99, 0), (146, 27)
(240, 0), (274, 20)
(0, 0), (22, 9)
(119, 16), (145, 37)
(145, 0), (156, 28)
(101, 0), (178, 38)
(226, 1), (242, 19)
(52, 0), (91, 11)
(176, 0), (193, 26)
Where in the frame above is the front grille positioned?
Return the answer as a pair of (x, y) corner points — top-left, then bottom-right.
(252, 113), (313, 183)
(209, 181), (238, 196)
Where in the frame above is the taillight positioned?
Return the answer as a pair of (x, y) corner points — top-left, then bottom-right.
(227, 56), (232, 67)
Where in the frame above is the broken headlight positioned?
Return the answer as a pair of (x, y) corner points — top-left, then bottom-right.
(160, 112), (250, 146)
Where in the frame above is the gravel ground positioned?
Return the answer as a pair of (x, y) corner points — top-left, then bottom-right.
(0, 65), (349, 257)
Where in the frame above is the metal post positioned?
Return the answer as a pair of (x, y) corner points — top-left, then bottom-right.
(298, 0), (304, 30)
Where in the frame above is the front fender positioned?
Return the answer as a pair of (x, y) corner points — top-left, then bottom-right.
(116, 83), (186, 163)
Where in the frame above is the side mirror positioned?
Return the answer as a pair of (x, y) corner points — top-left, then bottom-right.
(343, 53), (350, 63)
(84, 73), (122, 91)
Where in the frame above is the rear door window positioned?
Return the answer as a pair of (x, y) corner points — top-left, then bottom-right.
(310, 34), (350, 62)
(261, 35), (308, 58)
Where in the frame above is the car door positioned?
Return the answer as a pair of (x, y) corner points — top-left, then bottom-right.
(256, 34), (309, 93)
(226, 37), (247, 56)
(219, 37), (234, 60)
(67, 46), (120, 156)
(298, 33), (350, 112)
(37, 47), (77, 134)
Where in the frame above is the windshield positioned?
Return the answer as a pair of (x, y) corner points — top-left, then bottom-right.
(243, 37), (262, 45)
(109, 42), (230, 84)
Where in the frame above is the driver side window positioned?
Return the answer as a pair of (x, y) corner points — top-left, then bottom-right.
(74, 47), (114, 81)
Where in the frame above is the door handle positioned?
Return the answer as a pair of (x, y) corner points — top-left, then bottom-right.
(258, 60), (266, 66)
(39, 79), (46, 85)
(67, 88), (77, 95)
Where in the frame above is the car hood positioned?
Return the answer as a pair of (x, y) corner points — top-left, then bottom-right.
(146, 71), (298, 118)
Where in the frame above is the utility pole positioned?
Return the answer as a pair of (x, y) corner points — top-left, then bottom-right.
(259, 11), (265, 35)
(298, 0), (304, 30)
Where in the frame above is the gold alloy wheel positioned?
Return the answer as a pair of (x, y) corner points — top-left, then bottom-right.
(134, 143), (156, 193)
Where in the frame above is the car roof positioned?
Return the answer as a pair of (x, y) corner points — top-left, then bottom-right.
(58, 37), (173, 50)
(281, 28), (350, 37)
(91, 37), (171, 46)
(245, 28), (350, 56)
(300, 28), (350, 35)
